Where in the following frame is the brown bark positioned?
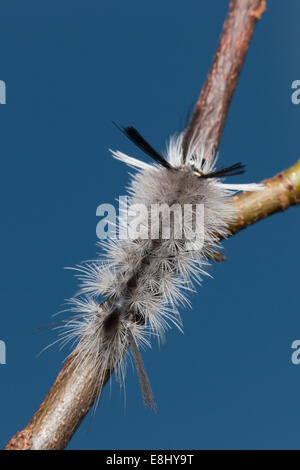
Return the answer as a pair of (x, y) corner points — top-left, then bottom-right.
(182, 0), (266, 159)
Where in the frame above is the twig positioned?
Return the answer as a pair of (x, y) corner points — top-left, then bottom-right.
(5, 355), (110, 450)
(230, 160), (300, 234)
(182, 0), (266, 158)
(5, 159), (300, 450)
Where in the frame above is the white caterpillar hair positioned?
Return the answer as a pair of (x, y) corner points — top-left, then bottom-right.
(60, 126), (263, 409)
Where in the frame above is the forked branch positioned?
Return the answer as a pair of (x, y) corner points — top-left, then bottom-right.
(5, 0), (276, 451)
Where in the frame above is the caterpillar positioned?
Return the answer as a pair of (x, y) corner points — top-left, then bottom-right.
(60, 126), (264, 410)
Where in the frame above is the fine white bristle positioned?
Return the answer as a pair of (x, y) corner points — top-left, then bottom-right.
(214, 182), (265, 192)
(110, 149), (154, 171)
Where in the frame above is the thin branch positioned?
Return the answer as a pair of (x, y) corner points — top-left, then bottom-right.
(182, 0), (266, 158)
(5, 159), (300, 450)
(5, 356), (109, 450)
(230, 160), (300, 234)
(5, 0), (272, 451)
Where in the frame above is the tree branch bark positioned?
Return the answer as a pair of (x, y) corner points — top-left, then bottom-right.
(229, 160), (300, 234)
(5, 356), (109, 450)
(5, 0), (273, 451)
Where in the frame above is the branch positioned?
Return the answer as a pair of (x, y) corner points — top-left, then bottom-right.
(182, 0), (266, 157)
(5, 0), (270, 451)
(229, 160), (300, 234)
(5, 356), (109, 451)
(5, 160), (300, 450)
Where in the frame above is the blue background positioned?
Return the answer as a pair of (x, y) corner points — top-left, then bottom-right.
(0, 0), (300, 450)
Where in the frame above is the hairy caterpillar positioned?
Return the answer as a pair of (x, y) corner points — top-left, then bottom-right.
(60, 126), (263, 410)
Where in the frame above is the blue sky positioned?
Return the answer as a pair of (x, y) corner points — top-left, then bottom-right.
(1, 0), (300, 450)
